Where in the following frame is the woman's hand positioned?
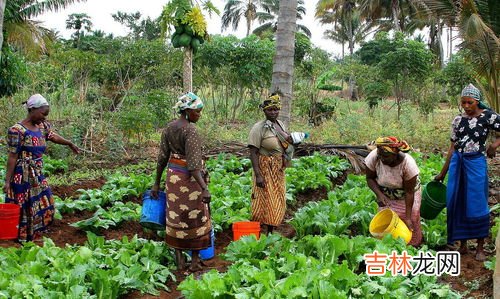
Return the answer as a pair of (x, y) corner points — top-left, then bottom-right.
(201, 189), (211, 203)
(403, 218), (414, 231)
(434, 173), (445, 182)
(377, 194), (390, 207)
(486, 144), (497, 158)
(69, 143), (80, 154)
(2, 182), (10, 194)
(150, 183), (160, 198)
(255, 175), (265, 188)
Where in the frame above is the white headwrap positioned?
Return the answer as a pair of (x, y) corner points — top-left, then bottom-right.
(25, 94), (49, 109)
(173, 92), (204, 114)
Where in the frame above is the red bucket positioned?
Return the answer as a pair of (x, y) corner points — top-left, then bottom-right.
(232, 221), (260, 241)
(0, 203), (20, 240)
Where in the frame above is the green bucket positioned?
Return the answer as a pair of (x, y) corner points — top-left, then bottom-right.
(420, 181), (447, 220)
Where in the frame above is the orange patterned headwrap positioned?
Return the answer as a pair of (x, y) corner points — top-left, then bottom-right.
(375, 136), (411, 153)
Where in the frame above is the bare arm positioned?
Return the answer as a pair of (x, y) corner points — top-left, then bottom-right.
(249, 146), (264, 188)
(403, 175), (418, 230)
(49, 133), (80, 154)
(152, 130), (170, 198)
(486, 135), (500, 158)
(435, 141), (454, 181)
(366, 168), (389, 206)
(3, 153), (17, 194)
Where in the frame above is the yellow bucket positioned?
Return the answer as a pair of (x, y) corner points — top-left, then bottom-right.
(369, 209), (412, 244)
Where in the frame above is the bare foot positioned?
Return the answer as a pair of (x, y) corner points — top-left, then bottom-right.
(175, 250), (186, 270)
(188, 262), (203, 272)
(475, 251), (486, 261)
(458, 247), (469, 254)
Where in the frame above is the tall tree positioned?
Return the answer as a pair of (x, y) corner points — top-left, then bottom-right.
(253, 0), (310, 37)
(0, 0), (6, 57)
(66, 13), (92, 48)
(358, 0), (418, 33)
(221, 0), (260, 37)
(417, 0), (500, 111)
(316, 0), (364, 99)
(3, 0), (86, 55)
(272, 0), (297, 128)
(160, 0), (218, 92)
(112, 11), (161, 41)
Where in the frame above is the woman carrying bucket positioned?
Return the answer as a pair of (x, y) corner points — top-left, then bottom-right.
(365, 136), (423, 246)
(435, 84), (500, 261)
(151, 92), (211, 272)
(248, 93), (308, 234)
(3, 94), (80, 242)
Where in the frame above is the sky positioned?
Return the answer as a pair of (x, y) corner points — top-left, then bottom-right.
(36, 0), (456, 59)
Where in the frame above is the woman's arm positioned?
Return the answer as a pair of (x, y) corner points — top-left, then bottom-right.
(435, 141), (454, 181)
(151, 130), (170, 198)
(366, 168), (389, 206)
(249, 146), (264, 188)
(49, 133), (80, 154)
(486, 136), (500, 158)
(3, 153), (18, 194)
(402, 175), (418, 231)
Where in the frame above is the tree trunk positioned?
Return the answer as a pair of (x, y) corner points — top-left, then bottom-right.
(448, 26), (452, 61)
(272, 0), (297, 129)
(183, 48), (193, 93)
(0, 0), (6, 57)
(391, 0), (401, 32)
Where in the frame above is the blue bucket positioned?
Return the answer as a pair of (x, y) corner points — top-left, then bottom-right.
(140, 190), (166, 230)
(189, 228), (215, 260)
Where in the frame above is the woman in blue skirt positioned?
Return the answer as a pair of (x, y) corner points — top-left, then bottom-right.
(3, 94), (80, 242)
(435, 84), (500, 261)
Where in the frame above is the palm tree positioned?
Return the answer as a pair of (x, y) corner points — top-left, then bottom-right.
(221, 0), (261, 37)
(272, 0), (297, 128)
(252, 0), (310, 38)
(358, 0), (418, 33)
(2, 0), (86, 56)
(417, 0), (499, 111)
(316, 0), (360, 99)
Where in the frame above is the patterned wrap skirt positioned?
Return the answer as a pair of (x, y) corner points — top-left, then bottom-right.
(164, 155), (211, 250)
(378, 188), (423, 246)
(251, 154), (286, 226)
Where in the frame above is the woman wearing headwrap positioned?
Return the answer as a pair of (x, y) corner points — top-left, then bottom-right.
(151, 92), (211, 272)
(435, 83), (500, 261)
(248, 93), (296, 234)
(365, 136), (423, 246)
(3, 94), (80, 242)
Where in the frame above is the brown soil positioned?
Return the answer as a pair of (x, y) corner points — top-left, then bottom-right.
(51, 178), (106, 198)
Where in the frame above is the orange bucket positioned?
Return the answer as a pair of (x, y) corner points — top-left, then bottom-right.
(0, 203), (20, 240)
(232, 221), (260, 241)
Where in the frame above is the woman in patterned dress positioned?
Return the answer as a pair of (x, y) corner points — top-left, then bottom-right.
(435, 84), (500, 261)
(365, 136), (423, 246)
(248, 94), (290, 235)
(3, 94), (80, 242)
(151, 92), (211, 272)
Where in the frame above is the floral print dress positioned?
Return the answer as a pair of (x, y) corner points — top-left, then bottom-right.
(5, 122), (55, 242)
(451, 110), (500, 153)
